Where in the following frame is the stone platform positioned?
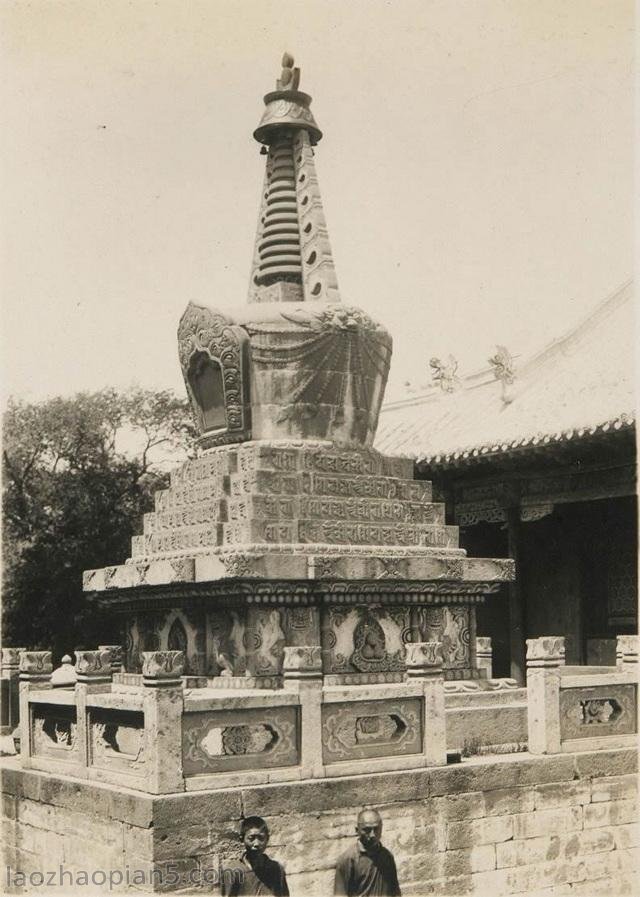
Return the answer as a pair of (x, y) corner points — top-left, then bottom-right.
(1, 748), (636, 895)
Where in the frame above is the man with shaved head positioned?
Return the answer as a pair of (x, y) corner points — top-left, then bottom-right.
(333, 808), (401, 896)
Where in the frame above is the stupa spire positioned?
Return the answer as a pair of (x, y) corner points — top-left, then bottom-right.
(248, 54), (340, 304)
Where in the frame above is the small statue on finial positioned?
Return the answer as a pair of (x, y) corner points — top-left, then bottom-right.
(277, 52), (300, 91)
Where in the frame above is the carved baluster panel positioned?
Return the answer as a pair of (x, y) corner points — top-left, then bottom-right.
(321, 697), (422, 764)
(182, 706), (299, 775)
(31, 704), (79, 763)
(559, 685), (638, 741)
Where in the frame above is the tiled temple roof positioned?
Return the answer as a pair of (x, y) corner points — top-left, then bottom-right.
(375, 281), (634, 468)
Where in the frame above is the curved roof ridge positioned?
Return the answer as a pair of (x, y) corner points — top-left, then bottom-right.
(375, 280), (635, 462)
(517, 279), (633, 377)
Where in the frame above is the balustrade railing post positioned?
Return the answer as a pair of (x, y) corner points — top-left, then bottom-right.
(616, 635), (639, 669)
(142, 651), (185, 793)
(282, 646), (324, 778)
(526, 636), (565, 754)
(1, 647), (27, 736)
(18, 651), (53, 764)
(475, 637), (493, 679)
(98, 645), (124, 674)
(75, 649), (113, 769)
(405, 641), (446, 767)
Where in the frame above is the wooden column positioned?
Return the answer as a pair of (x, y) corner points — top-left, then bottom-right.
(506, 505), (526, 684)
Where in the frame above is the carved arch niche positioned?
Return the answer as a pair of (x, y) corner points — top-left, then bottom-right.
(178, 302), (252, 448)
(156, 609), (206, 676)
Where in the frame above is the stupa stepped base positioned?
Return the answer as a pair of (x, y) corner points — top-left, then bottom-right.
(84, 442), (514, 591)
(82, 441), (514, 681)
(144, 442), (447, 555)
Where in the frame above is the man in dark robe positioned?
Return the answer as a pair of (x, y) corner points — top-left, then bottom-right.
(220, 816), (289, 896)
(333, 809), (401, 897)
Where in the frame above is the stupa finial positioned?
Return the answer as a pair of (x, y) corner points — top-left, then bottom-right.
(248, 53), (338, 304)
(276, 52), (300, 92)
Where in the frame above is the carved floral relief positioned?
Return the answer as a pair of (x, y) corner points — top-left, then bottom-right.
(182, 707), (298, 774)
(322, 698), (422, 763)
(560, 684), (637, 741)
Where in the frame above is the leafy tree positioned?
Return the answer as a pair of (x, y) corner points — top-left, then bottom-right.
(2, 388), (195, 660)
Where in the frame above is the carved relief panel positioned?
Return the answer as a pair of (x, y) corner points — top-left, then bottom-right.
(560, 684), (637, 741)
(411, 606), (471, 670)
(207, 610), (248, 676)
(321, 606), (410, 675)
(283, 606), (321, 647)
(182, 706), (299, 775)
(125, 610), (206, 675)
(31, 705), (79, 763)
(124, 617), (140, 673)
(178, 302), (252, 448)
(89, 708), (147, 779)
(244, 608), (286, 677)
(442, 608), (471, 668)
(322, 698), (422, 764)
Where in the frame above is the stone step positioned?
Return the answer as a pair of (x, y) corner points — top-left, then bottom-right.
(298, 471), (432, 502)
(167, 443), (415, 490)
(223, 519), (459, 548)
(155, 477), (230, 510)
(146, 493), (444, 534)
(144, 519), (459, 554)
(169, 451), (238, 486)
(156, 469), (433, 513)
(226, 494), (445, 525)
(234, 443), (414, 479)
(155, 472), (434, 513)
(148, 526), (223, 554)
(96, 549), (513, 588)
(144, 501), (227, 534)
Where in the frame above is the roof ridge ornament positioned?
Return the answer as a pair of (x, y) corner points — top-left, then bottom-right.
(430, 355), (461, 393)
(488, 344), (516, 405)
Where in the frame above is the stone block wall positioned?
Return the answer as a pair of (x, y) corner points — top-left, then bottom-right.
(1, 748), (637, 895)
(0, 761), (154, 891)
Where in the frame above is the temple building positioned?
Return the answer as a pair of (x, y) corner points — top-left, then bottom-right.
(377, 280), (636, 681)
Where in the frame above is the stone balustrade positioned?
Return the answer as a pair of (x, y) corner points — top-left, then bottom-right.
(17, 641), (449, 793)
(527, 635), (638, 755)
(15, 635), (637, 793)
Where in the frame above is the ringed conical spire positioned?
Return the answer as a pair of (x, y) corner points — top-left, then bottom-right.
(248, 54), (340, 304)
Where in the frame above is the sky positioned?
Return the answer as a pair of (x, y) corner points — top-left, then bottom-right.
(1, 0), (633, 405)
